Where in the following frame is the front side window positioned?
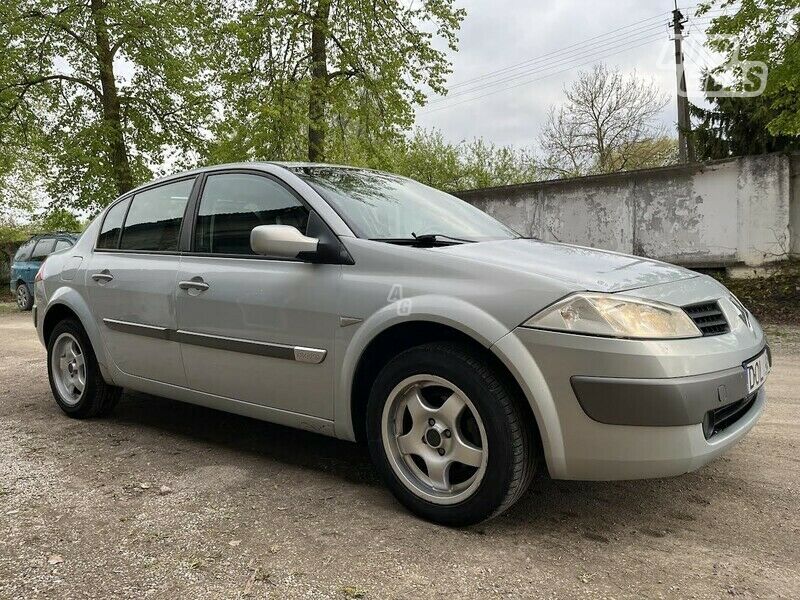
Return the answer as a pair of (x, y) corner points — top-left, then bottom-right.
(97, 198), (130, 249)
(294, 168), (518, 242)
(30, 238), (55, 260)
(194, 173), (309, 255)
(119, 179), (194, 251)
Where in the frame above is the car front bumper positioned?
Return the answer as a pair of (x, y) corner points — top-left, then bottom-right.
(492, 304), (767, 481)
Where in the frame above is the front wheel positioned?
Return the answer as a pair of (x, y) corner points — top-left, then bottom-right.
(47, 319), (121, 418)
(366, 342), (536, 526)
(16, 283), (33, 311)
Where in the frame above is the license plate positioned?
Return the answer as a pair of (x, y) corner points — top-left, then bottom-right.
(745, 351), (770, 394)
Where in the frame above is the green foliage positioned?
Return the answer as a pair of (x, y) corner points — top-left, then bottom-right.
(690, 75), (800, 159)
(699, 0), (800, 137)
(37, 208), (82, 233)
(0, 0), (220, 212)
(208, 0), (465, 165)
(378, 129), (538, 192)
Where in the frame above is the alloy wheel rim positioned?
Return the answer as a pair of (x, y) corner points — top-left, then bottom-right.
(51, 333), (86, 406)
(16, 286), (28, 309)
(382, 374), (488, 505)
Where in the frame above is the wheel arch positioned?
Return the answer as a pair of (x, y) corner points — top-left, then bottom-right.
(342, 313), (545, 471)
(42, 289), (115, 384)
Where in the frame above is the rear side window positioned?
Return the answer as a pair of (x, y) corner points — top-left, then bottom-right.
(14, 240), (35, 261)
(119, 179), (194, 251)
(54, 239), (72, 252)
(97, 198), (130, 249)
(30, 238), (55, 260)
(194, 173), (309, 255)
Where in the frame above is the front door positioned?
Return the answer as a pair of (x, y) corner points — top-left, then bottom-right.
(87, 178), (196, 386)
(176, 171), (340, 420)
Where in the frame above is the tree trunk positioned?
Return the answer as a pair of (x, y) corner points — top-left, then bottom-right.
(308, 0), (331, 163)
(90, 0), (134, 196)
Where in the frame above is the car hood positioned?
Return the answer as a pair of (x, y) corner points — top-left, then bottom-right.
(434, 238), (697, 293)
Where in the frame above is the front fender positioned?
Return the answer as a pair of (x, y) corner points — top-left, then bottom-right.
(334, 295), (515, 441)
(42, 286), (116, 385)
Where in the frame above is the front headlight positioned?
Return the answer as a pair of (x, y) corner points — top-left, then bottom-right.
(523, 292), (702, 339)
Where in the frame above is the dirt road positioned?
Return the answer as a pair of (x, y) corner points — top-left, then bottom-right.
(1, 309), (798, 599)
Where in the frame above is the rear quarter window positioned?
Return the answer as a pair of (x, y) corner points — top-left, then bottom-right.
(13, 240), (35, 262)
(97, 198), (131, 249)
(54, 239), (73, 252)
(30, 238), (55, 260)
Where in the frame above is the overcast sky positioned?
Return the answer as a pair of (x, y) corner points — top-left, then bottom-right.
(415, 0), (724, 149)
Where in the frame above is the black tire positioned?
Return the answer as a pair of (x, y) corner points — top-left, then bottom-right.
(16, 283), (33, 311)
(366, 342), (536, 526)
(46, 319), (121, 418)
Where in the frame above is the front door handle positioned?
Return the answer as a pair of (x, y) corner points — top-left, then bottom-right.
(178, 278), (209, 292)
(91, 270), (114, 283)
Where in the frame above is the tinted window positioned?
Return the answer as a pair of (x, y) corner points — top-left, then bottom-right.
(14, 240), (35, 261)
(97, 198), (130, 249)
(30, 238), (55, 260)
(54, 239), (72, 252)
(120, 179), (194, 251)
(194, 173), (309, 255)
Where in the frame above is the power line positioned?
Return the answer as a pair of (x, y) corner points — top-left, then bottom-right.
(419, 36), (667, 115)
(446, 12), (673, 91)
(426, 18), (720, 108)
(442, 6), (727, 95)
(419, 7), (726, 115)
(425, 30), (673, 107)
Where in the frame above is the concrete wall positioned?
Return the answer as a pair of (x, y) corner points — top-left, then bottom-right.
(458, 152), (799, 268)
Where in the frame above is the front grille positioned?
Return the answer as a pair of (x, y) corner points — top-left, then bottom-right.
(702, 392), (758, 439)
(683, 301), (730, 336)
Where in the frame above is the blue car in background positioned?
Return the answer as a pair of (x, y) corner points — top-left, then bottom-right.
(10, 233), (79, 311)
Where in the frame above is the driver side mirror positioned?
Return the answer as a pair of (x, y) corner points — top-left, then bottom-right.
(250, 225), (319, 259)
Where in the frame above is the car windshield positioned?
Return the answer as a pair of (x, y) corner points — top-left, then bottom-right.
(293, 167), (518, 242)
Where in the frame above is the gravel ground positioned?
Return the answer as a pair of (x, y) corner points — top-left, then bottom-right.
(0, 309), (798, 599)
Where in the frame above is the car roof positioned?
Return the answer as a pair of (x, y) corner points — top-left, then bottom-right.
(122, 161), (381, 197)
(30, 232), (79, 240)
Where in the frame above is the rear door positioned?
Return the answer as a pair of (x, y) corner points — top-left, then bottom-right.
(86, 177), (197, 386)
(175, 170), (340, 419)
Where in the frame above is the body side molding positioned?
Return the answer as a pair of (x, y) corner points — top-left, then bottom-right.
(102, 318), (327, 364)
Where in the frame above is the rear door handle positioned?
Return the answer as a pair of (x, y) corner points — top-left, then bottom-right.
(91, 270), (114, 283)
(178, 278), (209, 292)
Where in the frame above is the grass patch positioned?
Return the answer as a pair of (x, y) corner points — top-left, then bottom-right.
(0, 302), (18, 315)
(0, 287), (12, 303)
(709, 259), (800, 325)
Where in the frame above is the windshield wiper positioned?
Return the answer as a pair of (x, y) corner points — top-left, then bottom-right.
(368, 233), (475, 247)
(411, 232), (475, 244)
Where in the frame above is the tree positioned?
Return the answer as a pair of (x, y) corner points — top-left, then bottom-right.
(38, 207), (83, 232)
(690, 75), (800, 160)
(382, 129), (538, 192)
(0, 0), (220, 212)
(210, 0), (465, 164)
(699, 0), (800, 137)
(539, 64), (671, 178)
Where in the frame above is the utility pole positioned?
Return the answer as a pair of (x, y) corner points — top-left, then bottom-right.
(672, 2), (695, 163)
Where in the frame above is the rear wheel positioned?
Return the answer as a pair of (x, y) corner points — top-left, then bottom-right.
(16, 283), (32, 311)
(367, 342), (536, 526)
(47, 319), (121, 418)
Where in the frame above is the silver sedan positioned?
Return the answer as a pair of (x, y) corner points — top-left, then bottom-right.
(34, 162), (769, 525)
